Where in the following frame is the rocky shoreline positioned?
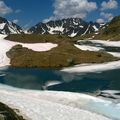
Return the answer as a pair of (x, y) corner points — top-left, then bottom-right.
(0, 102), (25, 120)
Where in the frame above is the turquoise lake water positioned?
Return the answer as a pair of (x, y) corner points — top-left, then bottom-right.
(0, 67), (120, 93)
(0, 41), (120, 93)
(0, 67), (120, 120)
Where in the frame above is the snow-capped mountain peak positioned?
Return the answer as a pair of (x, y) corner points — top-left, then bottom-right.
(0, 17), (23, 35)
(28, 18), (103, 37)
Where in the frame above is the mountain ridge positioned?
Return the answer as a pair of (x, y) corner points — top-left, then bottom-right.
(80, 15), (120, 41)
(28, 18), (104, 37)
(0, 16), (120, 39)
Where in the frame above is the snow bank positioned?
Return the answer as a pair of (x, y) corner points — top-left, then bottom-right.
(74, 41), (120, 58)
(90, 40), (120, 47)
(0, 84), (111, 120)
(107, 52), (120, 57)
(22, 43), (57, 52)
(74, 44), (103, 51)
(0, 34), (57, 67)
(71, 39), (120, 73)
(61, 60), (120, 73)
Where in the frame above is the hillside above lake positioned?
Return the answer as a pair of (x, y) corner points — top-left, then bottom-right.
(5, 34), (118, 68)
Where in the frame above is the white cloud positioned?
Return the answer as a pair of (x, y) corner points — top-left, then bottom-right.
(13, 19), (19, 24)
(43, 16), (55, 23)
(0, 1), (12, 15)
(100, 12), (113, 21)
(101, 0), (118, 10)
(23, 20), (33, 30)
(44, 0), (97, 22)
(96, 18), (105, 23)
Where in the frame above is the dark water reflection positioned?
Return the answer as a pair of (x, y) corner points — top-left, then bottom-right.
(0, 67), (120, 93)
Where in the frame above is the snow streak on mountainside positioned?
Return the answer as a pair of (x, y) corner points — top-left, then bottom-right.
(28, 18), (103, 37)
(0, 17), (23, 34)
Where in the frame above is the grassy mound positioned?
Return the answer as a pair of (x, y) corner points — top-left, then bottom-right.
(6, 34), (118, 68)
(6, 35), (118, 68)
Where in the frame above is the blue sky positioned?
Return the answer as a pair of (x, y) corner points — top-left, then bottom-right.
(1, 0), (120, 29)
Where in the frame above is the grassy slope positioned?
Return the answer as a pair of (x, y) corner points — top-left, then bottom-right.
(6, 34), (118, 68)
(5, 34), (72, 43)
(93, 16), (120, 40)
(74, 16), (120, 41)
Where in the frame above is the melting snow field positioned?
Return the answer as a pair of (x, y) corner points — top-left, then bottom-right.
(61, 60), (120, 73)
(0, 84), (114, 120)
(0, 34), (57, 67)
(63, 39), (120, 73)
(74, 44), (104, 51)
(90, 40), (120, 47)
(0, 35), (120, 119)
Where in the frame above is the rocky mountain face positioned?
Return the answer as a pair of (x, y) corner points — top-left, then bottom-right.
(87, 15), (120, 40)
(103, 16), (120, 35)
(0, 17), (23, 35)
(0, 16), (114, 38)
(28, 18), (103, 37)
